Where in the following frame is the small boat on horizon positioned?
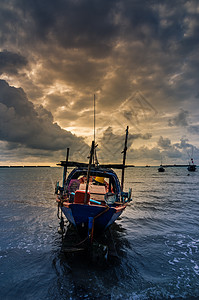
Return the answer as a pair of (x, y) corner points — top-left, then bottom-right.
(187, 158), (196, 172)
(158, 164), (165, 172)
(158, 156), (165, 172)
(187, 147), (196, 172)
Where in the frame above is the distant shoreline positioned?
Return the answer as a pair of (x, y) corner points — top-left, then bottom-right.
(0, 166), (51, 168)
(0, 164), (194, 168)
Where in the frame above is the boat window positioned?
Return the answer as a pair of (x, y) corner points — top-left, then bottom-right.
(68, 179), (80, 193)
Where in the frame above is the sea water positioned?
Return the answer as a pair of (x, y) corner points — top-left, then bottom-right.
(0, 167), (199, 299)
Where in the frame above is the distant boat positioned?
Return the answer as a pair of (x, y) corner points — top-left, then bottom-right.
(158, 156), (165, 172)
(187, 147), (196, 172)
(187, 158), (196, 172)
(145, 165), (150, 167)
(158, 164), (165, 172)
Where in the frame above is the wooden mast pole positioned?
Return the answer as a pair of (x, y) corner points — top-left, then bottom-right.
(63, 147), (69, 188)
(121, 126), (129, 193)
(94, 94), (95, 146)
(84, 141), (95, 204)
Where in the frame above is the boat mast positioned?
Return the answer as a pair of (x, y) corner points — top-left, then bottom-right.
(94, 94), (95, 146)
(63, 147), (69, 188)
(93, 94), (96, 165)
(84, 140), (95, 204)
(121, 126), (129, 193)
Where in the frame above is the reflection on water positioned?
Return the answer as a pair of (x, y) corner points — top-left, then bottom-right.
(0, 167), (199, 299)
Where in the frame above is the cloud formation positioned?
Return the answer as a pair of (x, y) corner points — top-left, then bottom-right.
(2, 0), (199, 108)
(168, 109), (189, 127)
(0, 0), (199, 164)
(0, 80), (89, 161)
(0, 50), (27, 75)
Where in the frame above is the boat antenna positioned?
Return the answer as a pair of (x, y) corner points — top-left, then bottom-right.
(121, 126), (129, 193)
(186, 149), (191, 160)
(93, 94), (99, 166)
(187, 146), (194, 162)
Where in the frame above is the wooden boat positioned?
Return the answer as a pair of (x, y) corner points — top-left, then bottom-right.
(55, 127), (132, 244)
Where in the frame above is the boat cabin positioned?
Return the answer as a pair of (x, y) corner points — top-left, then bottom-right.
(64, 166), (121, 206)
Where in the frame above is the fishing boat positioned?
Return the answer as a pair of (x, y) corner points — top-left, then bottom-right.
(55, 126), (132, 245)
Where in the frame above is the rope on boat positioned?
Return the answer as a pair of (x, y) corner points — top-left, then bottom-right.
(90, 206), (110, 243)
(57, 196), (65, 240)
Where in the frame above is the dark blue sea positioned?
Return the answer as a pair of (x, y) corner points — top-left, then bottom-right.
(0, 167), (199, 299)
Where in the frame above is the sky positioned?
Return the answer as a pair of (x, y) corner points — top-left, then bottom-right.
(0, 0), (199, 166)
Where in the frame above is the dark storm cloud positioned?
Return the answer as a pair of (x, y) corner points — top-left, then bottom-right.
(10, 0), (119, 58)
(0, 80), (89, 156)
(115, 1), (199, 105)
(1, 1), (199, 60)
(0, 50), (27, 75)
(1, 0), (199, 109)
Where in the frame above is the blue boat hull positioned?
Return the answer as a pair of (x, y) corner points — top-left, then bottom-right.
(62, 203), (125, 235)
